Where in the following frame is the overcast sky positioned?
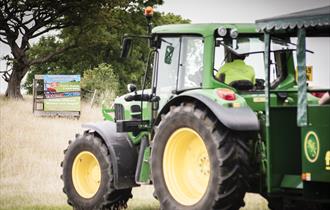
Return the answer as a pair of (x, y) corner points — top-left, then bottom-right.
(1, 0), (330, 93)
(157, 0), (330, 23)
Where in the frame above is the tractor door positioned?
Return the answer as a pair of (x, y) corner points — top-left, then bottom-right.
(155, 35), (204, 110)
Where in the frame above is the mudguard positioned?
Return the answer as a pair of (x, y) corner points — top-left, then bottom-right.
(156, 93), (260, 131)
(82, 121), (139, 189)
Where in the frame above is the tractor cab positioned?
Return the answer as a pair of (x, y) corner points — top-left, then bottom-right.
(118, 23), (266, 127)
(150, 24), (263, 106)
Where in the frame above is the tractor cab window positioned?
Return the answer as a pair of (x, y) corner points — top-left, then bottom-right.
(214, 37), (265, 87)
(156, 37), (180, 94)
(177, 37), (204, 90)
(214, 36), (296, 89)
(157, 36), (203, 95)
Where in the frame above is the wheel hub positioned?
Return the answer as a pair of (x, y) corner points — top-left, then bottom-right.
(72, 151), (101, 198)
(163, 127), (210, 206)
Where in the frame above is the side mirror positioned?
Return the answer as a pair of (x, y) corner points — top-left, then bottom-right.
(127, 83), (137, 93)
(121, 37), (133, 58)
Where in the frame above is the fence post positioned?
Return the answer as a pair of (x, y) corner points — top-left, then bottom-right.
(90, 89), (97, 108)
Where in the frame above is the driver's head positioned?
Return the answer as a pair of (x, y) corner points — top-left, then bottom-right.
(224, 48), (246, 62)
(232, 52), (246, 60)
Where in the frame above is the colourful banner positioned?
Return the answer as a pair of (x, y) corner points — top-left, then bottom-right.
(44, 75), (80, 93)
(43, 75), (81, 111)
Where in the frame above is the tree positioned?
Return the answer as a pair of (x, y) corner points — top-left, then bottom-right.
(0, 0), (132, 98)
(24, 7), (190, 96)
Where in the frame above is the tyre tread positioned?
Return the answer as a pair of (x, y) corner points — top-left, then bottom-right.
(61, 132), (132, 210)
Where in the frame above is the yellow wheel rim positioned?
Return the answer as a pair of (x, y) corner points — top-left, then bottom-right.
(72, 151), (101, 198)
(163, 127), (210, 206)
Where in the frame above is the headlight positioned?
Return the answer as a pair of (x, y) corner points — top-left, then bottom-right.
(230, 29), (238, 39)
(217, 27), (227, 37)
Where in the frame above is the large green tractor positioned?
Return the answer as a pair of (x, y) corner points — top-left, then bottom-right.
(61, 6), (330, 210)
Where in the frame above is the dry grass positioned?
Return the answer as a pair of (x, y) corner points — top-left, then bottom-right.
(0, 95), (102, 208)
(0, 95), (268, 210)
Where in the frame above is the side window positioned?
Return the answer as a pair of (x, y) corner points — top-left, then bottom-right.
(157, 37), (180, 94)
(178, 37), (204, 90)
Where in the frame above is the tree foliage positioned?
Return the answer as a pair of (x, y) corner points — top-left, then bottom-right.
(0, 0), (163, 98)
(25, 6), (190, 96)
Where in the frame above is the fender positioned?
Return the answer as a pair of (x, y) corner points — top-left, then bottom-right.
(82, 121), (139, 189)
(155, 93), (260, 131)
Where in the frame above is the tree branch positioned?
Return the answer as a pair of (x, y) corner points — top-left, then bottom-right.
(30, 24), (64, 38)
(29, 44), (76, 66)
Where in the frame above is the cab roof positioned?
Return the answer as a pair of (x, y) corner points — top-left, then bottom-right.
(152, 23), (258, 37)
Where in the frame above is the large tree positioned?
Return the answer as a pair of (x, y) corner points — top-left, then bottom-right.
(24, 8), (190, 96)
(0, 0), (134, 98)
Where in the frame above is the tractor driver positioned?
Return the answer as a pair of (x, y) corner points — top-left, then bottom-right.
(216, 48), (256, 86)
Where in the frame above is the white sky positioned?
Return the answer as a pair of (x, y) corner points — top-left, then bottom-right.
(157, 0), (330, 23)
(1, 0), (330, 93)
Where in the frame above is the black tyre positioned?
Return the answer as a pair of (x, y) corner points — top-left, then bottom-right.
(151, 103), (250, 210)
(61, 132), (132, 210)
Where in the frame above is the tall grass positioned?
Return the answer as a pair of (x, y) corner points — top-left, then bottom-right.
(0, 95), (268, 210)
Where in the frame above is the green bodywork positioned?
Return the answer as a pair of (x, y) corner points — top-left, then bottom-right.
(301, 106), (330, 183)
(257, 5), (330, 202)
(101, 20), (329, 203)
(139, 146), (152, 183)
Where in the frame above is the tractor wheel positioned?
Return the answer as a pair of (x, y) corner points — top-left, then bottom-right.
(61, 132), (132, 210)
(151, 103), (250, 210)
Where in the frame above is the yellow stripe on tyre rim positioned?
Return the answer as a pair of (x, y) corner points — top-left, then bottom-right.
(72, 151), (101, 198)
(163, 127), (210, 206)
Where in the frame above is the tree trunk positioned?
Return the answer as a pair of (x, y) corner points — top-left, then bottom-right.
(5, 63), (28, 99)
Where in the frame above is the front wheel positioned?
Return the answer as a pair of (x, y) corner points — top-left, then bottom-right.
(61, 133), (132, 210)
(151, 103), (251, 210)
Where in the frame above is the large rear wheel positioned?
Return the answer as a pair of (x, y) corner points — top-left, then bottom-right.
(61, 132), (132, 210)
(152, 103), (250, 210)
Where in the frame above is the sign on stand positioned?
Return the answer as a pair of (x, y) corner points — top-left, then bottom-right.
(33, 75), (81, 118)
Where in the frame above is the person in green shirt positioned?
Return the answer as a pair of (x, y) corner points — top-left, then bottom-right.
(216, 50), (256, 86)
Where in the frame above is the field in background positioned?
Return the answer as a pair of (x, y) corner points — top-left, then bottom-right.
(0, 95), (268, 210)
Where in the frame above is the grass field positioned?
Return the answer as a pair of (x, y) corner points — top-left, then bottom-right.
(0, 95), (268, 210)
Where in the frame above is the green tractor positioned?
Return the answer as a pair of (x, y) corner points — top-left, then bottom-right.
(61, 6), (330, 210)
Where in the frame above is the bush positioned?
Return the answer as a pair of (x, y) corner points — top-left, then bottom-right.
(81, 63), (119, 104)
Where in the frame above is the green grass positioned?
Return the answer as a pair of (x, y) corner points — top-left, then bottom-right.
(0, 204), (159, 210)
(0, 198), (160, 210)
(0, 207), (70, 210)
(0, 194), (269, 210)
